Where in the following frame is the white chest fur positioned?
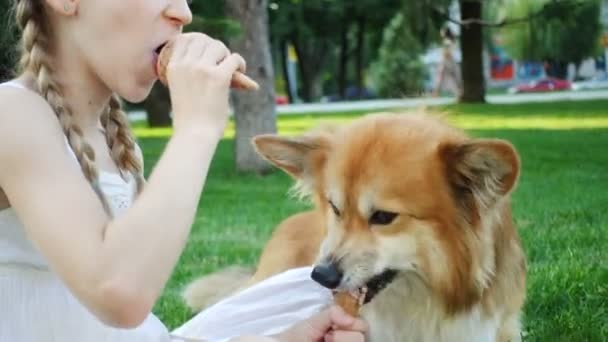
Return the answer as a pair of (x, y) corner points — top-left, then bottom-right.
(360, 278), (499, 342)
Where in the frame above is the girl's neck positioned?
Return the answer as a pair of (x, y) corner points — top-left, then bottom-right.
(19, 61), (112, 133)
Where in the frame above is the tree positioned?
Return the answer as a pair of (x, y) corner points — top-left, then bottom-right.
(349, 0), (405, 99)
(501, 0), (602, 79)
(268, 0), (406, 102)
(430, 0), (487, 102)
(0, 3), (19, 82)
(269, 0), (343, 102)
(226, 0), (278, 173)
(430, 0), (594, 103)
(402, 0), (455, 50)
(370, 12), (427, 98)
(459, 0), (485, 102)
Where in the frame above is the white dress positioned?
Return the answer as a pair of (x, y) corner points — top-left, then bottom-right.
(0, 81), (332, 342)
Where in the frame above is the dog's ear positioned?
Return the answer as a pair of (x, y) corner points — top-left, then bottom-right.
(253, 134), (329, 180)
(440, 138), (520, 219)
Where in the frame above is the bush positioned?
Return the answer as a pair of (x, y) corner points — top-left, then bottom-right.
(369, 12), (427, 98)
(0, 3), (19, 81)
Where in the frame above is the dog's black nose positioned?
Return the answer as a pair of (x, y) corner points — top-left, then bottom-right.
(311, 263), (343, 289)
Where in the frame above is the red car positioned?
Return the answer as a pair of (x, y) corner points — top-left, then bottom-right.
(275, 95), (289, 105)
(508, 77), (571, 94)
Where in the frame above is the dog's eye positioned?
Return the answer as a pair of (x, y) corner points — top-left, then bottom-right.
(328, 200), (341, 217)
(370, 210), (398, 225)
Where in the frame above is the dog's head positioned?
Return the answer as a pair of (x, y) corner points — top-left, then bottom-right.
(252, 112), (520, 313)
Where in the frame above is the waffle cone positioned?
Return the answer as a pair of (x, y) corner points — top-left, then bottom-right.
(334, 291), (361, 317)
(156, 39), (259, 91)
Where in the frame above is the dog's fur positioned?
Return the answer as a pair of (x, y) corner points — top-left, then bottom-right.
(182, 112), (527, 342)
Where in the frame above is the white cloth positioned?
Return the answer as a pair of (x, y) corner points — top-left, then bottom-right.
(0, 80), (331, 341)
(170, 267), (332, 342)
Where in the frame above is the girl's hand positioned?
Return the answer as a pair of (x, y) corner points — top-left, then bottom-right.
(164, 32), (246, 140)
(276, 305), (368, 342)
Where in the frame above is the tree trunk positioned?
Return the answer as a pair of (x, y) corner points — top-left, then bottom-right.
(292, 36), (329, 102)
(338, 15), (350, 100)
(544, 58), (569, 79)
(555, 61), (569, 79)
(458, 0), (485, 103)
(225, 0), (277, 174)
(292, 38), (313, 102)
(355, 16), (366, 99)
(143, 82), (172, 127)
(279, 39), (294, 103)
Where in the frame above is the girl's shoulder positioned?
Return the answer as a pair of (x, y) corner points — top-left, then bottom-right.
(0, 79), (40, 98)
(0, 79), (63, 132)
(0, 79), (68, 169)
(0, 79), (57, 117)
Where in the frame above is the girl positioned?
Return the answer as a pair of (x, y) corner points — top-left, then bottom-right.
(0, 0), (366, 341)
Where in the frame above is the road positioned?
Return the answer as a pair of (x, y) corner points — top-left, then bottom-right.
(128, 89), (608, 121)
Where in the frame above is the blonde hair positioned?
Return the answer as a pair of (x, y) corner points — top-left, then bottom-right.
(14, 0), (145, 214)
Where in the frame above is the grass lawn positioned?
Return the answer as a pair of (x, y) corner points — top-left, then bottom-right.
(137, 99), (608, 341)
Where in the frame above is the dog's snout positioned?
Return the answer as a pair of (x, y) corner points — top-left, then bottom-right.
(311, 262), (343, 289)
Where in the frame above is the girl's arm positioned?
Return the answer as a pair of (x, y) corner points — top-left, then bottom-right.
(0, 33), (245, 329)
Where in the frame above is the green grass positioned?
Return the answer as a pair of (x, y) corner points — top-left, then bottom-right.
(140, 99), (608, 341)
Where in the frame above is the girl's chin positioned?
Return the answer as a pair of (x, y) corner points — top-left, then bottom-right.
(118, 82), (157, 104)
(115, 59), (162, 103)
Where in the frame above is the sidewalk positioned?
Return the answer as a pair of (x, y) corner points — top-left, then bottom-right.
(128, 89), (608, 122)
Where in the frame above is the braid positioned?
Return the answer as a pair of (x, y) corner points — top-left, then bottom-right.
(15, 0), (43, 73)
(103, 94), (145, 195)
(15, 0), (112, 214)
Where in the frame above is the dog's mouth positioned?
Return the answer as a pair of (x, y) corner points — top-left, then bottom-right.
(335, 269), (399, 306)
(361, 269), (399, 304)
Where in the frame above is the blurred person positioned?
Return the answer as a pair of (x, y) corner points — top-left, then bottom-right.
(433, 27), (462, 97)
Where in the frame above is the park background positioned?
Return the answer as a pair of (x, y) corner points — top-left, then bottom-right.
(1, 0), (607, 340)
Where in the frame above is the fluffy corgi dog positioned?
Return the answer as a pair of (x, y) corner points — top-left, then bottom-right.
(183, 112), (527, 342)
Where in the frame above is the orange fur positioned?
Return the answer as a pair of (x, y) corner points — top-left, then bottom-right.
(247, 210), (325, 286)
(184, 111), (527, 341)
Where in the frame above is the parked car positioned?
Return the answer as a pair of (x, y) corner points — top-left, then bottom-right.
(572, 74), (608, 91)
(275, 94), (289, 105)
(507, 77), (571, 94)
